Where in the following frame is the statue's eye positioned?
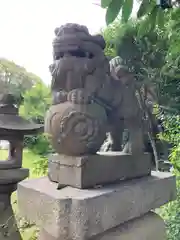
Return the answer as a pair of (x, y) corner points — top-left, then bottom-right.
(55, 50), (94, 59)
(70, 50), (86, 57)
(89, 53), (94, 59)
(60, 52), (65, 58)
(69, 50), (94, 58)
(54, 52), (65, 60)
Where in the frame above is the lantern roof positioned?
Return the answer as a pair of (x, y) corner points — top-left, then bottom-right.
(0, 93), (43, 134)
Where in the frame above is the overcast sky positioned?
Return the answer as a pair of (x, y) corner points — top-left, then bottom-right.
(0, 0), (138, 84)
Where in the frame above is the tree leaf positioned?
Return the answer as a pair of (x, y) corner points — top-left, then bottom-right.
(149, 6), (158, 31)
(137, 0), (150, 18)
(101, 0), (113, 8)
(122, 0), (133, 23)
(137, 6), (158, 37)
(137, 16), (151, 37)
(171, 8), (180, 21)
(172, 22), (180, 31)
(106, 0), (124, 25)
(156, 8), (165, 29)
(137, 0), (154, 18)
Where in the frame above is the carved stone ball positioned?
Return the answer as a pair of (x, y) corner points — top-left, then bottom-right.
(44, 102), (107, 156)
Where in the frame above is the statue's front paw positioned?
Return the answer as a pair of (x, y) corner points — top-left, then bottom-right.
(52, 91), (67, 105)
(67, 88), (91, 104)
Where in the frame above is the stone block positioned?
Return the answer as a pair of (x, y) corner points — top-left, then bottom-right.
(0, 168), (29, 184)
(48, 152), (151, 188)
(17, 172), (176, 240)
(39, 212), (166, 240)
(94, 212), (166, 240)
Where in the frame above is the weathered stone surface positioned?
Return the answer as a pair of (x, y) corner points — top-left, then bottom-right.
(0, 184), (24, 240)
(0, 168), (29, 240)
(94, 211), (166, 240)
(47, 23), (148, 157)
(0, 168), (29, 184)
(39, 212), (166, 240)
(45, 102), (107, 156)
(0, 202), (22, 240)
(48, 152), (151, 189)
(39, 229), (58, 240)
(0, 93), (41, 240)
(17, 172), (176, 240)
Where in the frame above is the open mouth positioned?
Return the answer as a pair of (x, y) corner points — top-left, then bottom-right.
(55, 49), (94, 60)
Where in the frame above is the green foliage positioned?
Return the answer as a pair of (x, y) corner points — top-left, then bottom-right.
(102, 16), (180, 238)
(20, 82), (53, 159)
(159, 171), (180, 240)
(122, 0), (134, 23)
(165, 8), (180, 62)
(102, 0), (175, 27)
(170, 145), (180, 172)
(20, 82), (51, 123)
(137, 5), (159, 37)
(102, 18), (180, 112)
(101, 0), (113, 8)
(157, 113), (180, 239)
(0, 58), (41, 100)
(137, 0), (151, 18)
(102, 0), (180, 71)
(101, 21), (120, 57)
(160, 114), (180, 171)
(161, 114), (180, 145)
(103, 0), (156, 25)
(105, 0), (124, 24)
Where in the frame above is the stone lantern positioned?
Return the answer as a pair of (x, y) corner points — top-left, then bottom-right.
(0, 93), (43, 240)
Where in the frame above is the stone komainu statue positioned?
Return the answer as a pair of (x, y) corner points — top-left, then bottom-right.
(106, 56), (170, 169)
(45, 23), (145, 156)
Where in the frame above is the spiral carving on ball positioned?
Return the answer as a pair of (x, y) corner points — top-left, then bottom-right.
(45, 104), (106, 155)
(59, 111), (98, 141)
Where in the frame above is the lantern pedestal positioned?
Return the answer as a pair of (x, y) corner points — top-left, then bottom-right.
(0, 168), (29, 240)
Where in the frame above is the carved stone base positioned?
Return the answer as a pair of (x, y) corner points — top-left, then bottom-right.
(17, 172), (176, 240)
(48, 152), (151, 189)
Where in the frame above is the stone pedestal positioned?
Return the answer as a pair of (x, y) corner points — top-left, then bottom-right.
(17, 171), (176, 240)
(0, 168), (29, 240)
(48, 152), (151, 189)
(94, 212), (166, 240)
(39, 211), (167, 240)
(0, 192), (21, 240)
